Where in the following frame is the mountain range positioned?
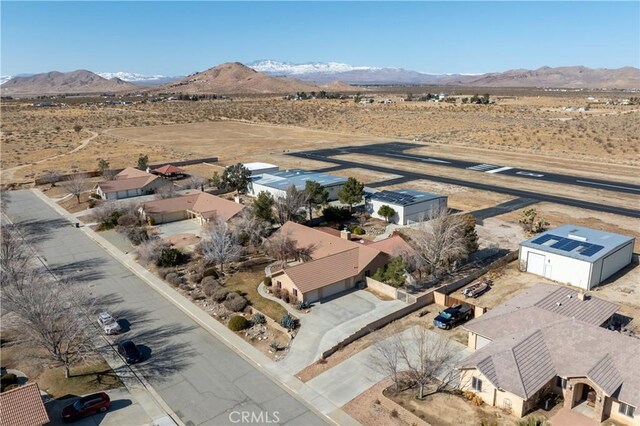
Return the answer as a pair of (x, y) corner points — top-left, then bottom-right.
(2, 61), (639, 96)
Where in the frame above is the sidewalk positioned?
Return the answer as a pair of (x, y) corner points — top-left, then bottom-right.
(32, 189), (359, 426)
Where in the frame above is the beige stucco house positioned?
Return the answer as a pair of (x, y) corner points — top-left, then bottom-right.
(95, 167), (168, 200)
(457, 284), (639, 424)
(139, 191), (244, 225)
(269, 222), (389, 303)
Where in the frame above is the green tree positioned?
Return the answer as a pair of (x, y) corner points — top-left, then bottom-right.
(338, 177), (364, 212)
(97, 158), (110, 173)
(482, 93), (490, 104)
(210, 171), (223, 189)
(377, 205), (396, 223)
(222, 163), (251, 196)
(253, 191), (275, 223)
(462, 214), (479, 253)
(137, 154), (149, 170)
(304, 180), (329, 221)
(372, 256), (407, 287)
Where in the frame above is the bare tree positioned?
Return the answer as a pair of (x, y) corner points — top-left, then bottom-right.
(136, 238), (166, 266)
(274, 185), (305, 225)
(395, 326), (458, 399)
(155, 183), (177, 199)
(0, 188), (10, 214)
(199, 217), (242, 274)
(370, 333), (402, 393)
(412, 206), (469, 278)
(231, 207), (271, 248)
(263, 230), (297, 269)
(0, 224), (29, 281)
(40, 170), (62, 186)
(62, 173), (89, 204)
(184, 176), (207, 191)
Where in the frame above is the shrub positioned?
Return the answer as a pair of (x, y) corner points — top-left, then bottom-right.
(98, 211), (122, 231)
(126, 227), (149, 246)
(471, 395), (484, 406)
(296, 301), (310, 310)
(263, 276), (272, 287)
(322, 206), (351, 223)
(1, 374), (17, 392)
(158, 247), (182, 267)
(280, 314), (298, 330)
(189, 272), (203, 284)
(179, 283), (193, 291)
(165, 273), (182, 287)
(270, 341), (281, 351)
(272, 288), (282, 299)
(157, 268), (170, 279)
(390, 409), (399, 418)
(224, 292), (248, 312)
(252, 313), (266, 325)
(280, 289), (290, 304)
(117, 213), (139, 227)
(88, 199), (97, 208)
(3, 383), (20, 392)
(202, 279), (221, 297)
(212, 287), (230, 303)
(352, 226), (365, 235)
(462, 390), (476, 401)
(228, 315), (250, 331)
(203, 267), (219, 279)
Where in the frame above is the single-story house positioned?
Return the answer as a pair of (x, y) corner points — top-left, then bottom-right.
(0, 382), (50, 426)
(94, 167), (169, 200)
(519, 225), (635, 290)
(269, 222), (389, 303)
(243, 162), (279, 177)
(458, 284), (639, 423)
(365, 189), (448, 225)
(152, 164), (186, 180)
(139, 191), (243, 225)
(248, 169), (347, 201)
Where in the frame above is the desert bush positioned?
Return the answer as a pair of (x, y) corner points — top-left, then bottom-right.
(462, 390), (476, 400)
(516, 418), (549, 426)
(280, 289), (290, 304)
(252, 313), (266, 325)
(352, 226), (365, 235)
(117, 213), (140, 227)
(322, 206), (351, 223)
(471, 395), (484, 406)
(272, 288), (282, 299)
(228, 315), (249, 331)
(203, 267), (219, 279)
(165, 273), (182, 287)
(201, 279), (221, 297)
(88, 199), (97, 208)
(296, 300), (311, 310)
(179, 283), (193, 291)
(189, 272), (203, 284)
(223, 292), (248, 312)
(263, 276), (272, 287)
(157, 268), (170, 279)
(126, 227), (149, 246)
(212, 287), (230, 303)
(280, 314), (298, 330)
(158, 247), (183, 267)
(270, 341), (281, 351)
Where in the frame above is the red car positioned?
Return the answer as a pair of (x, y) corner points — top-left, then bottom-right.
(61, 392), (111, 422)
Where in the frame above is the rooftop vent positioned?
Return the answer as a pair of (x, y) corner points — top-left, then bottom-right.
(556, 302), (562, 307)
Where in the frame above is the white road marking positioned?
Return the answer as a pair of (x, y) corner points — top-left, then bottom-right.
(516, 171), (545, 177)
(385, 153), (451, 163)
(467, 164), (498, 171)
(486, 166), (513, 174)
(575, 180), (640, 192)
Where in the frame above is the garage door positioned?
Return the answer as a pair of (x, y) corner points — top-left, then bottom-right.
(320, 280), (349, 300)
(527, 252), (545, 275)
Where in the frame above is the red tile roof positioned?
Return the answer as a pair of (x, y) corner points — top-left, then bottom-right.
(141, 191), (243, 222)
(0, 383), (50, 426)
(153, 164), (184, 175)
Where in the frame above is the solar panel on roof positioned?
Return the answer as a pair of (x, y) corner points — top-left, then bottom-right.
(559, 240), (582, 252)
(531, 234), (555, 245)
(581, 245), (604, 257)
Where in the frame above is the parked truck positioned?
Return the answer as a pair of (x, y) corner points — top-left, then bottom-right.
(433, 305), (472, 330)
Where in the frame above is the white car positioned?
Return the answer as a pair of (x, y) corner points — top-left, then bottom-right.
(97, 312), (121, 335)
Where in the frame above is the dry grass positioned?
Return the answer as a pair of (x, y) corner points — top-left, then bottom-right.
(224, 263), (287, 322)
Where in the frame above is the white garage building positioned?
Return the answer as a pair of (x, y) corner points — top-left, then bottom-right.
(243, 162), (279, 177)
(248, 169), (347, 200)
(365, 189), (448, 225)
(519, 225), (635, 290)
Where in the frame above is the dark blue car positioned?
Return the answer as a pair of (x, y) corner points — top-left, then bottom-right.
(117, 339), (142, 364)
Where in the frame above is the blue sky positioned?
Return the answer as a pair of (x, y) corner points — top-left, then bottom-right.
(1, 1), (639, 76)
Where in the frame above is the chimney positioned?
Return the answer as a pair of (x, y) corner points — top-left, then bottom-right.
(340, 229), (351, 240)
(577, 292), (588, 301)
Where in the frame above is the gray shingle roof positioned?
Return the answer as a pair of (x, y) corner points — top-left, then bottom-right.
(587, 353), (623, 397)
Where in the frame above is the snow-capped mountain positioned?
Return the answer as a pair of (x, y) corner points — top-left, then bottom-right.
(248, 60), (379, 75)
(97, 72), (182, 86)
(0, 76), (13, 85)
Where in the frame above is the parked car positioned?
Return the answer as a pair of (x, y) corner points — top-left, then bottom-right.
(117, 339), (142, 364)
(97, 312), (121, 335)
(61, 392), (111, 422)
(433, 305), (472, 330)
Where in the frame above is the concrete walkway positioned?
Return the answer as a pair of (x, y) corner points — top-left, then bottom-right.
(28, 189), (358, 426)
(306, 326), (472, 408)
(258, 283), (304, 317)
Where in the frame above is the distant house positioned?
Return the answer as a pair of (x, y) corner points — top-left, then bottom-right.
(139, 190), (243, 225)
(458, 284), (638, 423)
(366, 189), (447, 225)
(269, 222), (389, 303)
(519, 225), (635, 290)
(151, 164), (186, 180)
(0, 382), (50, 426)
(94, 167), (169, 200)
(248, 169), (347, 201)
(243, 162), (279, 177)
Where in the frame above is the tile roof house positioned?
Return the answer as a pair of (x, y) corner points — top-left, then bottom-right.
(139, 191), (244, 225)
(94, 167), (169, 200)
(269, 222), (389, 303)
(152, 164), (186, 179)
(457, 284), (639, 423)
(0, 382), (50, 426)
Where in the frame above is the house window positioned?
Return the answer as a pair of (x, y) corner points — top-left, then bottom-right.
(276, 281), (282, 289)
(472, 376), (482, 392)
(293, 288), (298, 297)
(619, 402), (635, 418)
(556, 377), (567, 389)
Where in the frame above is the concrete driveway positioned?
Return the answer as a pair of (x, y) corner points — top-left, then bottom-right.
(45, 388), (151, 426)
(306, 326), (472, 408)
(154, 220), (205, 239)
(280, 290), (406, 373)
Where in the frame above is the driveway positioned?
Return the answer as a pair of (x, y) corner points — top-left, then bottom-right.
(306, 326), (473, 408)
(45, 388), (151, 426)
(280, 290), (406, 374)
(154, 220), (205, 239)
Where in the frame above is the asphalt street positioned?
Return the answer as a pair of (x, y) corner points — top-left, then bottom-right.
(288, 148), (640, 219)
(302, 142), (640, 195)
(5, 190), (327, 426)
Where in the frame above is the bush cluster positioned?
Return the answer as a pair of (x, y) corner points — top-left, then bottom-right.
(1, 373), (18, 392)
(263, 276), (272, 287)
(280, 314), (298, 330)
(224, 292), (248, 312)
(252, 313), (266, 325)
(228, 315), (249, 331)
(322, 206), (351, 223)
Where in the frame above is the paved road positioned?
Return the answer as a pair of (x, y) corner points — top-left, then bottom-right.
(288, 149), (640, 219)
(6, 191), (327, 426)
(300, 142), (640, 195)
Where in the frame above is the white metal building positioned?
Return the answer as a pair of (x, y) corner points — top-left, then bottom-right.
(519, 225), (635, 290)
(248, 169), (347, 200)
(243, 162), (279, 177)
(365, 189), (448, 225)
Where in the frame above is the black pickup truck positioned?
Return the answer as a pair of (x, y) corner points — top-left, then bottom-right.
(433, 305), (472, 330)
